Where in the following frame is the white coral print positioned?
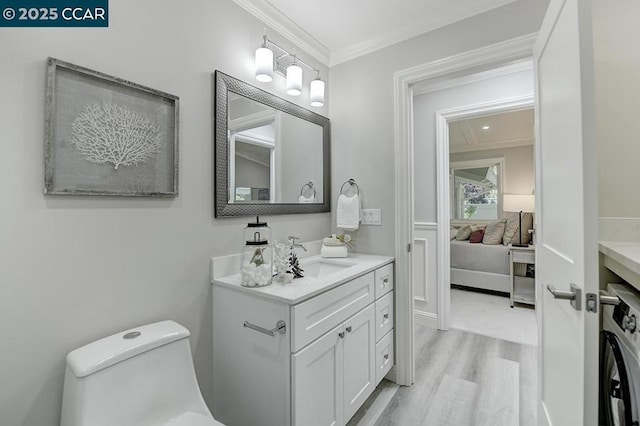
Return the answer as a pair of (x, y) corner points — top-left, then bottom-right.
(71, 103), (162, 170)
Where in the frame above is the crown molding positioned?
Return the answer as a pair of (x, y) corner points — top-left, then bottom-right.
(329, 0), (519, 66)
(233, 0), (330, 66)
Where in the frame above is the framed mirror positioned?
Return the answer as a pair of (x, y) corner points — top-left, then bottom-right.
(215, 71), (330, 217)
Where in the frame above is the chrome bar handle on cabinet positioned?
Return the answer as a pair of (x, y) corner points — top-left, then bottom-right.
(243, 320), (286, 337)
(546, 283), (582, 311)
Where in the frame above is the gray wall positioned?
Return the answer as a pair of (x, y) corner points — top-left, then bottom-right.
(594, 0), (640, 218)
(329, 0), (549, 254)
(235, 156), (270, 189)
(0, 1), (330, 424)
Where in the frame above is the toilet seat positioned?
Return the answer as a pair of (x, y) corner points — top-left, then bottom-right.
(164, 411), (224, 426)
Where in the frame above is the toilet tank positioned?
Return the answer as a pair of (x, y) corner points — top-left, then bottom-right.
(61, 320), (210, 426)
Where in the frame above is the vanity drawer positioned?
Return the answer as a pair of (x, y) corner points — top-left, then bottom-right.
(291, 272), (375, 352)
(375, 291), (394, 341)
(375, 263), (394, 299)
(375, 330), (394, 384)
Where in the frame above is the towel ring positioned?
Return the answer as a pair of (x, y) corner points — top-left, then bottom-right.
(300, 181), (316, 198)
(340, 178), (360, 196)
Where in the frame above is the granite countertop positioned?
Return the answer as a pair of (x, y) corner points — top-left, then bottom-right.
(599, 241), (640, 278)
(212, 253), (394, 305)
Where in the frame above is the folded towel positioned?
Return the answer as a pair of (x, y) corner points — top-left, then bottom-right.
(323, 236), (344, 246)
(298, 194), (315, 203)
(321, 244), (348, 258)
(336, 194), (360, 231)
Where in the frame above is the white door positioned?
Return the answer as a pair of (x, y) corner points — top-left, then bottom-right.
(292, 324), (344, 426)
(535, 0), (599, 424)
(343, 304), (376, 422)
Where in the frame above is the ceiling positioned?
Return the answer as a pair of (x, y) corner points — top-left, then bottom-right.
(449, 109), (534, 154)
(233, 0), (519, 66)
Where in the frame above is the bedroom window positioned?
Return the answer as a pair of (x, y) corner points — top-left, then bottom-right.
(450, 158), (503, 221)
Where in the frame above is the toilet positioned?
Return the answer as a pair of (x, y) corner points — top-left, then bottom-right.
(60, 320), (223, 426)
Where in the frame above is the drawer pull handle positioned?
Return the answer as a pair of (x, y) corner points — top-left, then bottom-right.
(346, 326), (352, 333)
(383, 313), (389, 320)
(339, 331), (345, 339)
(383, 278), (389, 284)
(383, 354), (389, 360)
(243, 320), (286, 337)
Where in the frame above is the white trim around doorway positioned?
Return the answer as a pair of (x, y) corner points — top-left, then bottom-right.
(393, 32), (537, 387)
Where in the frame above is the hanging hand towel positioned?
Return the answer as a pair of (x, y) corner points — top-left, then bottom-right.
(336, 194), (360, 231)
(298, 195), (315, 203)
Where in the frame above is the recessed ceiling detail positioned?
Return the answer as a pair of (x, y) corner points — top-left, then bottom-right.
(233, 0), (519, 67)
(449, 109), (534, 154)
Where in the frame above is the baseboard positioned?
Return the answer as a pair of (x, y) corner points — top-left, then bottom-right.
(414, 310), (438, 328)
(384, 366), (398, 383)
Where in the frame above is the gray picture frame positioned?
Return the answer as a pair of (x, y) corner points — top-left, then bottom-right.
(44, 58), (180, 197)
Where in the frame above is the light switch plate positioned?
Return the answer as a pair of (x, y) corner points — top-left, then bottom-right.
(361, 209), (381, 225)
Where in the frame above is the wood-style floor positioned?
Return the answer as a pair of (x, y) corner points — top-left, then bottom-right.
(348, 324), (537, 426)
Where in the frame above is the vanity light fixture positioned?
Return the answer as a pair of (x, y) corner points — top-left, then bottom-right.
(286, 57), (302, 96)
(309, 71), (325, 107)
(254, 35), (274, 83)
(254, 33), (325, 107)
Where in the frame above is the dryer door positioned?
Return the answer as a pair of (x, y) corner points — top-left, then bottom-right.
(601, 330), (634, 426)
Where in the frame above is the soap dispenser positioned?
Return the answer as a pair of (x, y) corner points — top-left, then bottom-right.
(240, 216), (273, 287)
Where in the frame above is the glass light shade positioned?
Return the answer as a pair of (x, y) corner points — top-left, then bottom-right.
(286, 64), (302, 96)
(309, 78), (325, 107)
(255, 47), (273, 82)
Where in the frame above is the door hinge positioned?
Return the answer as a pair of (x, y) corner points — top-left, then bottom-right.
(407, 243), (411, 253)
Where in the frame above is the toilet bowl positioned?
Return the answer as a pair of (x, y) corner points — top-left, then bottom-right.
(60, 320), (224, 426)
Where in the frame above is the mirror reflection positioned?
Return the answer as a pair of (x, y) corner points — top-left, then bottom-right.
(228, 94), (324, 204)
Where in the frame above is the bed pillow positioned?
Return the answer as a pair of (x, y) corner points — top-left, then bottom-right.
(450, 227), (458, 240)
(502, 213), (520, 245)
(469, 229), (485, 243)
(502, 213), (534, 245)
(455, 224), (473, 240)
(509, 213), (534, 245)
(482, 219), (506, 245)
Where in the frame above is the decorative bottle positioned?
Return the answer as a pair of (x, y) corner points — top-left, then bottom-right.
(240, 216), (273, 287)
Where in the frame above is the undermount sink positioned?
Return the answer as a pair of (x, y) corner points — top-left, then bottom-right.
(302, 259), (356, 278)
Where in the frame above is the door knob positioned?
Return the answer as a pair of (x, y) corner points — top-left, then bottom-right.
(338, 331), (345, 339)
(346, 326), (352, 333)
(546, 283), (582, 311)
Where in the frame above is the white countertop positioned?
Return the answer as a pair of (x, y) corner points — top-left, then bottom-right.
(212, 253), (394, 305)
(599, 241), (640, 278)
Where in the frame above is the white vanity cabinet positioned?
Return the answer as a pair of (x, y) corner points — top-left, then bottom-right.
(211, 255), (394, 426)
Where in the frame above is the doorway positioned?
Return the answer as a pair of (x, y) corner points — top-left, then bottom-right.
(392, 34), (538, 386)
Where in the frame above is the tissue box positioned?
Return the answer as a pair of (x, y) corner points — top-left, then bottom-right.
(320, 244), (348, 258)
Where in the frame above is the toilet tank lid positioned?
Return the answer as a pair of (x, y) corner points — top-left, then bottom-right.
(66, 320), (190, 378)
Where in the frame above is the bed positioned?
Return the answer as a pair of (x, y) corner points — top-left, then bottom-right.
(450, 239), (511, 293)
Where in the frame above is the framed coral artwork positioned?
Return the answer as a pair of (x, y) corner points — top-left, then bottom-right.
(44, 58), (179, 196)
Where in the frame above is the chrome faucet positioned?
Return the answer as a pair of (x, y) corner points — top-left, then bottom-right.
(288, 236), (307, 252)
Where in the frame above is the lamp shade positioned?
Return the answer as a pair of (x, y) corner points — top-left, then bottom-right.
(255, 46), (273, 82)
(286, 63), (302, 96)
(503, 194), (535, 213)
(309, 78), (325, 107)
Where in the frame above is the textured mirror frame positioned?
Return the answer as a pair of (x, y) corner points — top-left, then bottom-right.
(214, 71), (331, 217)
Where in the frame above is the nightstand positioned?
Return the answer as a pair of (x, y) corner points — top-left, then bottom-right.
(509, 245), (535, 307)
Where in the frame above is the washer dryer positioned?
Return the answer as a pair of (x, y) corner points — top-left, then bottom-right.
(601, 283), (640, 426)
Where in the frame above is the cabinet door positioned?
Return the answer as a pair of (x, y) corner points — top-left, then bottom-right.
(292, 324), (344, 426)
(343, 304), (376, 422)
